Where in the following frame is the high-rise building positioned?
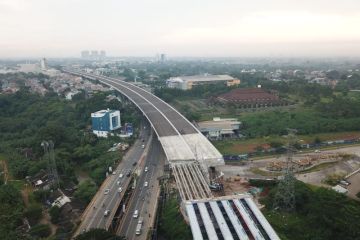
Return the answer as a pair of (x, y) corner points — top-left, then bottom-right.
(91, 50), (99, 58)
(81, 50), (90, 59)
(160, 53), (166, 62)
(40, 58), (48, 70)
(91, 109), (121, 138)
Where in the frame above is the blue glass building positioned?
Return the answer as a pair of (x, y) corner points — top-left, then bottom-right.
(91, 109), (121, 137)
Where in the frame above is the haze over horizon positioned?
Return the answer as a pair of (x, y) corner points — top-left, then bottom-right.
(1, 0), (360, 58)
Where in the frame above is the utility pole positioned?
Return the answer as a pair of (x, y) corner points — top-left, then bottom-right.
(273, 129), (297, 212)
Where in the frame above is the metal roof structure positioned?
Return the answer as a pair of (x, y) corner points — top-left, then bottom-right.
(185, 195), (280, 240)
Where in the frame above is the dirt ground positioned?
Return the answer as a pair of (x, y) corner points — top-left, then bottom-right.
(220, 145), (360, 198)
(346, 172), (360, 200)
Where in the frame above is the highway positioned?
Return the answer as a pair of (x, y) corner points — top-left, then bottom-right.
(117, 136), (165, 239)
(74, 122), (152, 235)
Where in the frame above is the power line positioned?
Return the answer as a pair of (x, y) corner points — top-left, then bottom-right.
(41, 140), (60, 189)
(273, 129), (297, 212)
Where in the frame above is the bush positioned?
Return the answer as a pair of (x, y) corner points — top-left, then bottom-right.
(23, 203), (43, 225)
(74, 180), (97, 204)
(356, 191), (360, 199)
(49, 206), (61, 224)
(323, 173), (346, 186)
(33, 189), (51, 203)
(29, 224), (51, 238)
(75, 228), (124, 240)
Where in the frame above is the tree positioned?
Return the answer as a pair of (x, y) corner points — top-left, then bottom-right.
(75, 228), (125, 240)
(49, 206), (61, 224)
(29, 224), (51, 238)
(24, 203), (43, 226)
(74, 180), (97, 204)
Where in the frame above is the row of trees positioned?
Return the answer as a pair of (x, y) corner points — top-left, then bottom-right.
(261, 181), (360, 240)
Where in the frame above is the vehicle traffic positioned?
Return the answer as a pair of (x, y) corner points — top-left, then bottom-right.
(133, 210), (139, 218)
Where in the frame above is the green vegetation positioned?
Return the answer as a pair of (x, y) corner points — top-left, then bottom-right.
(49, 206), (61, 224)
(260, 181), (360, 240)
(158, 197), (192, 240)
(323, 172), (346, 186)
(0, 87), (141, 238)
(75, 228), (125, 240)
(29, 224), (51, 238)
(0, 184), (26, 239)
(74, 180), (97, 204)
(23, 203), (43, 226)
(0, 89), (139, 185)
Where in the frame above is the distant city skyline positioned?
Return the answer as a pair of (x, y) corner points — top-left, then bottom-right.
(0, 0), (360, 58)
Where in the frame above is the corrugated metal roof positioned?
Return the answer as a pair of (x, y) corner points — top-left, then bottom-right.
(185, 196), (280, 240)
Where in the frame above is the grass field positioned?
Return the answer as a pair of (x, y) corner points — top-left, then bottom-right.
(213, 131), (360, 154)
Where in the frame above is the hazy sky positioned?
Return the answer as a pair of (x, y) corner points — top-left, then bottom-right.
(1, 0), (360, 58)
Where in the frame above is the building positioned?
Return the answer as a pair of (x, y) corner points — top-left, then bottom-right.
(40, 58), (48, 70)
(18, 63), (40, 73)
(91, 109), (121, 137)
(184, 195), (280, 240)
(100, 50), (106, 58)
(217, 88), (283, 108)
(81, 50), (90, 59)
(166, 74), (240, 90)
(196, 117), (241, 140)
(90, 50), (99, 58)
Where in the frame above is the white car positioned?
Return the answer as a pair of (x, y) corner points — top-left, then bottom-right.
(141, 144), (145, 149)
(119, 173), (123, 178)
(144, 167), (148, 172)
(104, 189), (110, 195)
(104, 210), (110, 217)
(133, 210), (139, 218)
(118, 187), (123, 193)
(144, 181), (148, 187)
(117, 180), (120, 185)
(112, 171), (116, 175)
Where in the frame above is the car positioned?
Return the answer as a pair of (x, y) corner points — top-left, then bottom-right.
(141, 144), (145, 149)
(126, 170), (131, 177)
(133, 210), (139, 218)
(118, 187), (123, 193)
(132, 162), (137, 166)
(144, 181), (148, 187)
(112, 171), (116, 175)
(340, 180), (350, 186)
(104, 210), (110, 217)
(144, 167), (148, 172)
(104, 189), (110, 195)
(315, 149), (321, 153)
(117, 180), (120, 185)
(119, 173), (123, 178)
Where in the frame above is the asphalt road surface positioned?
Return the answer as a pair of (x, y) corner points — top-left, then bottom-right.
(74, 123), (152, 235)
(117, 136), (165, 239)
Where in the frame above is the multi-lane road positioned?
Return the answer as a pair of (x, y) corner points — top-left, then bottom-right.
(117, 135), (165, 239)
(74, 123), (152, 235)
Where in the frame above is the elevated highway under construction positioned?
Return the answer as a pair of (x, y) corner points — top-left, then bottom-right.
(64, 69), (222, 200)
(64, 69), (280, 239)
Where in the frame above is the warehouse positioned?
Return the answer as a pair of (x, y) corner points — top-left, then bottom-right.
(196, 117), (242, 140)
(166, 74), (240, 90)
